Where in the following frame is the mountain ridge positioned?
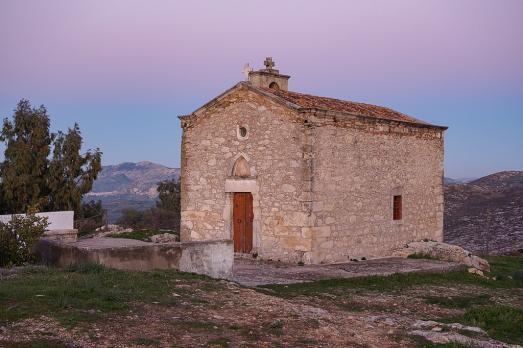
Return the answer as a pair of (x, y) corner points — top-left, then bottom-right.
(444, 170), (523, 254)
(85, 161), (180, 222)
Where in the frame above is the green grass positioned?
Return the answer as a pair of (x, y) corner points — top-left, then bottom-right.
(410, 336), (469, 348)
(0, 339), (73, 348)
(106, 229), (178, 242)
(443, 305), (523, 345)
(260, 256), (523, 298)
(0, 263), (215, 326)
(485, 255), (523, 281)
(423, 294), (492, 308)
(261, 270), (488, 298)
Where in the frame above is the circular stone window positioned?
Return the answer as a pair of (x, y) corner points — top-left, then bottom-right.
(239, 126), (247, 137)
(237, 125), (249, 140)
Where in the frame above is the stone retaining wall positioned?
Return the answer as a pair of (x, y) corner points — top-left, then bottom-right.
(36, 238), (233, 279)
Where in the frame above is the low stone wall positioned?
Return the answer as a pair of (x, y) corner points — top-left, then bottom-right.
(44, 229), (78, 242)
(36, 238), (233, 279)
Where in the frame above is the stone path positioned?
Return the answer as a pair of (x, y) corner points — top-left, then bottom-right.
(232, 257), (462, 286)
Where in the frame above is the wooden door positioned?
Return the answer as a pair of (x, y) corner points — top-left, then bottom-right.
(233, 192), (253, 253)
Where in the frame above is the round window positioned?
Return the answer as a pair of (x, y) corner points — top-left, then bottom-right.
(239, 126), (247, 137)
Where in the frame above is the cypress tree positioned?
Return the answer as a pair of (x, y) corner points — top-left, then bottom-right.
(47, 124), (102, 212)
(0, 99), (102, 214)
(0, 100), (51, 213)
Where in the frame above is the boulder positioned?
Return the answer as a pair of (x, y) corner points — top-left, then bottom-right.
(393, 241), (490, 272)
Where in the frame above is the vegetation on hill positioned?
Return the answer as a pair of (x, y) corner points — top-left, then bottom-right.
(75, 200), (107, 235)
(85, 161), (180, 222)
(116, 179), (180, 231)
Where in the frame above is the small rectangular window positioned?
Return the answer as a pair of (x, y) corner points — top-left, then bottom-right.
(393, 195), (402, 220)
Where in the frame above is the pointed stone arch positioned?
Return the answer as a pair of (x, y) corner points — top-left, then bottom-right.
(232, 156), (251, 178)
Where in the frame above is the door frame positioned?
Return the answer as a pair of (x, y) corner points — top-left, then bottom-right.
(224, 178), (260, 254)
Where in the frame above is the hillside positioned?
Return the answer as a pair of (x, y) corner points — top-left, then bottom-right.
(85, 161), (180, 222)
(444, 171), (523, 254)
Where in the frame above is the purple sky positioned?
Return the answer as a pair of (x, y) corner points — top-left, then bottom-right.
(0, 0), (522, 178)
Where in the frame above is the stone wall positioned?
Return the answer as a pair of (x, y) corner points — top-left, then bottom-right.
(180, 85), (314, 262)
(36, 238), (233, 279)
(309, 113), (444, 263)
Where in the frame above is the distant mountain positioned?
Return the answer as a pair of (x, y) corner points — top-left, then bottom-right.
(444, 177), (477, 185)
(85, 161), (180, 222)
(444, 171), (523, 254)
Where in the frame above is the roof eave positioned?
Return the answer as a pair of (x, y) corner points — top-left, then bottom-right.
(177, 82), (302, 121)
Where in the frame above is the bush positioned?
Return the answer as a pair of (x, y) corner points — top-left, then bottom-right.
(116, 208), (147, 229)
(115, 207), (179, 231)
(0, 214), (48, 267)
(75, 200), (106, 235)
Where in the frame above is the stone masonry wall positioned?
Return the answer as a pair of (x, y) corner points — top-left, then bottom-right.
(308, 114), (444, 263)
(180, 84), (445, 264)
(180, 85), (314, 262)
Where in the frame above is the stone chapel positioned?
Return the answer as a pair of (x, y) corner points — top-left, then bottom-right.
(179, 58), (447, 264)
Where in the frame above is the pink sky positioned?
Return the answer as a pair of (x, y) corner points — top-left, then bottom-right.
(0, 0), (522, 177)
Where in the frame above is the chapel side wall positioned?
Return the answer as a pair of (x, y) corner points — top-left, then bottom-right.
(310, 119), (444, 263)
(180, 87), (313, 262)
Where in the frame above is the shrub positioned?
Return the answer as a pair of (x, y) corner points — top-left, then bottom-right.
(0, 213), (48, 267)
(116, 208), (147, 229)
(407, 252), (439, 260)
(75, 200), (106, 235)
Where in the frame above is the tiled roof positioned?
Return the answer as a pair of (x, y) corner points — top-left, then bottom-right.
(262, 87), (430, 126)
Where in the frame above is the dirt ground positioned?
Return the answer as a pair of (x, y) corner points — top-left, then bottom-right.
(1, 258), (522, 348)
(2, 282), (521, 347)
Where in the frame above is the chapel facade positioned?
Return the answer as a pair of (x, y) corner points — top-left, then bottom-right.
(179, 58), (447, 264)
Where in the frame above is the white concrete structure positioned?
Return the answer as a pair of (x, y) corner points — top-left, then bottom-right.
(0, 211), (77, 242)
(0, 211), (74, 230)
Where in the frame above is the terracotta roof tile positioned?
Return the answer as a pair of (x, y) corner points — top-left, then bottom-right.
(262, 87), (430, 126)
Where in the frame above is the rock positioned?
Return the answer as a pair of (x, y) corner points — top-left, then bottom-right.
(467, 255), (491, 272)
(96, 224), (132, 233)
(150, 233), (178, 243)
(410, 329), (515, 348)
(410, 320), (513, 348)
(268, 319), (284, 329)
(448, 323), (486, 334)
(393, 241), (490, 272)
(412, 320), (440, 329)
(468, 268), (485, 277)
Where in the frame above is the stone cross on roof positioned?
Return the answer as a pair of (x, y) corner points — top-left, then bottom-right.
(264, 57), (275, 70)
